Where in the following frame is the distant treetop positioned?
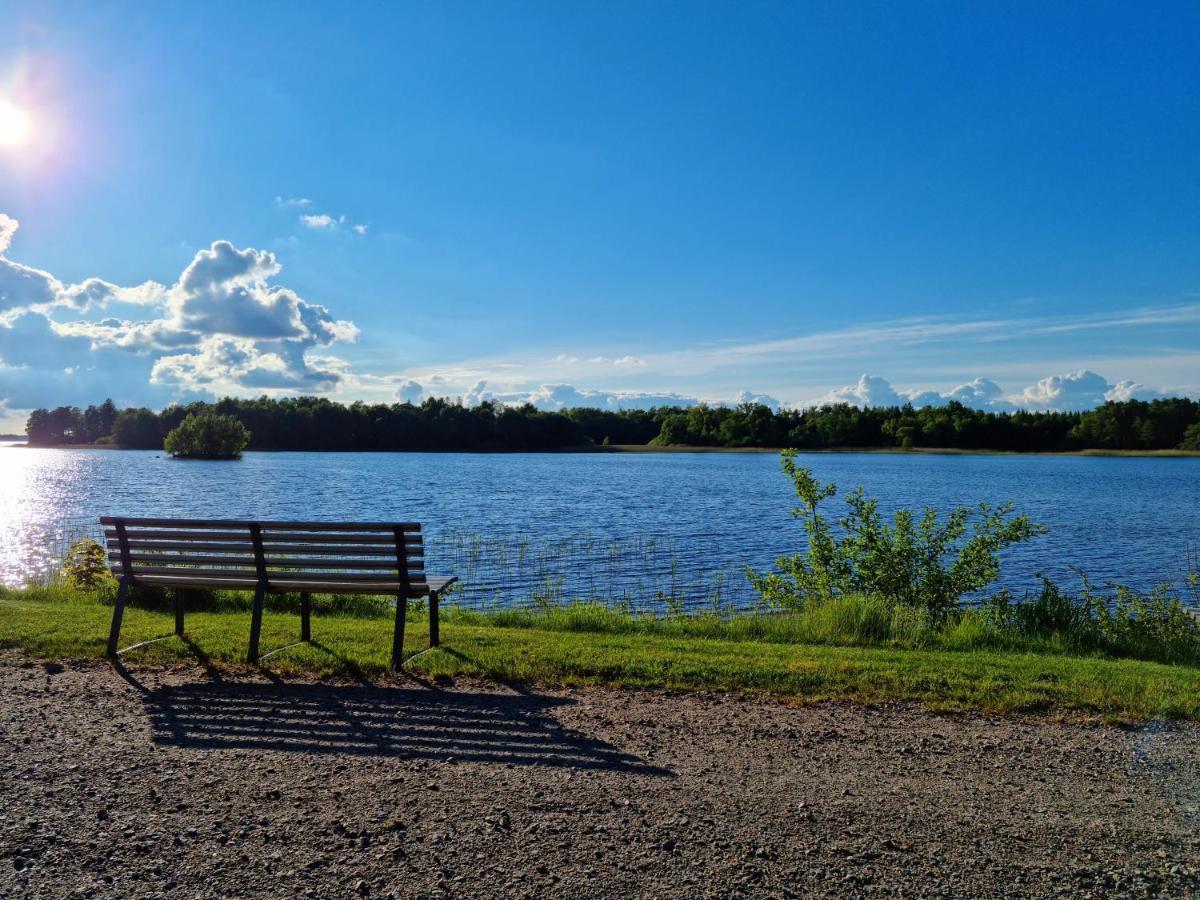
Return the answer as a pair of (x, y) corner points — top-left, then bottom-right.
(20, 394), (1200, 454)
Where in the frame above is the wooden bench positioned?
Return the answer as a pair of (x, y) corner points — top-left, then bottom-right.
(101, 517), (456, 668)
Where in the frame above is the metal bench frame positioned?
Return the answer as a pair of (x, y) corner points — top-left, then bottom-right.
(101, 517), (456, 668)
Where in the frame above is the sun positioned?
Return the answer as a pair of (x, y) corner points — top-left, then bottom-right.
(0, 99), (33, 148)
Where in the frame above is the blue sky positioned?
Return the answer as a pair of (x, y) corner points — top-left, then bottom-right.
(0, 1), (1198, 429)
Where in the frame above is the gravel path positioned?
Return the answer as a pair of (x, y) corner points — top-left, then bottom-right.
(2, 654), (1199, 898)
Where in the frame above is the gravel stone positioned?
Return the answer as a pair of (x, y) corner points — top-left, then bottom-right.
(1, 652), (1198, 898)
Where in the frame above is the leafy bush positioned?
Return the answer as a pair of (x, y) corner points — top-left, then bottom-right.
(164, 412), (251, 460)
(62, 538), (115, 590)
(748, 451), (1046, 617)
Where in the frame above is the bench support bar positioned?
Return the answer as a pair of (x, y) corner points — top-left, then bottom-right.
(247, 581), (266, 664)
(106, 578), (131, 658)
(429, 590), (440, 648)
(391, 594), (408, 670)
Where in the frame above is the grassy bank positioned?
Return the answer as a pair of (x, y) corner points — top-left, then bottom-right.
(3, 586), (1200, 721)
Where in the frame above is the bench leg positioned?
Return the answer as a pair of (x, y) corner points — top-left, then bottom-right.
(106, 578), (131, 658)
(391, 594), (408, 670)
(300, 592), (311, 642)
(429, 590), (440, 648)
(174, 589), (185, 637)
(248, 582), (266, 664)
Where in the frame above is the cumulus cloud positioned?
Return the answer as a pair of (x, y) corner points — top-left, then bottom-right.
(839, 375), (901, 407)
(457, 381), (699, 411)
(731, 391), (781, 411)
(942, 377), (1011, 410)
(816, 374), (937, 409)
(1015, 370), (1113, 411)
(150, 336), (347, 392)
(809, 370), (1177, 413)
(275, 196), (312, 207)
(1104, 380), (1165, 403)
(1013, 370), (1163, 410)
(352, 224), (369, 235)
(0, 213), (359, 411)
(395, 378), (424, 404)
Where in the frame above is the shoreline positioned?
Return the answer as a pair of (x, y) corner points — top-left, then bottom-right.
(8, 442), (1199, 458)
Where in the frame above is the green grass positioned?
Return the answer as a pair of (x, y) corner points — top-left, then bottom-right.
(452, 592), (1200, 665)
(4, 586), (1200, 721)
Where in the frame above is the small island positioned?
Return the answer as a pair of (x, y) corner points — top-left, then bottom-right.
(163, 411), (251, 460)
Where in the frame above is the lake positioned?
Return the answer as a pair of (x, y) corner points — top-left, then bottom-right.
(1, 445), (1197, 610)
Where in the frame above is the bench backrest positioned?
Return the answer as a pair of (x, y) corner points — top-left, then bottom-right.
(101, 517), (428, 596)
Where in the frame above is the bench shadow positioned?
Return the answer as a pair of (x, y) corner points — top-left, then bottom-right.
(143, 681), (672, 776)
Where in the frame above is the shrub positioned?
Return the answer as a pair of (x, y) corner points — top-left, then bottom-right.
(164, 412), (251, 460)
(1092, 578), (1200, 666)
(748, 450), (1046, 618)
(62, 538), (115, 590)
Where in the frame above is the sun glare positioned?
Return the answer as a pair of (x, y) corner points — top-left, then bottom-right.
(0, 99), (33, 148)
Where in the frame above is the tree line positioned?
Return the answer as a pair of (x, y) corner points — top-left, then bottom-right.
(22, 394), (1200, 452)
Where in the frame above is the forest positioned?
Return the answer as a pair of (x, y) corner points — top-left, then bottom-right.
(21, 395), (1200, 453)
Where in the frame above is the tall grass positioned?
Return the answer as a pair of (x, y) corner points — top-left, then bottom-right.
(446, 578), (1200, 668)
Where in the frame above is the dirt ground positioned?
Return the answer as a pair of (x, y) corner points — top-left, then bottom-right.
(2, 654), (1199, 898)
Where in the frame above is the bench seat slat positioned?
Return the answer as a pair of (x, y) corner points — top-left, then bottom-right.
(105, 531), (421, 547)
(104, 542), (422, 556)
(112, 565), (425, 582)
(101, 516), (420, 532)
(119, 573), (446, 596)
(108, 551), (423, 566)
(108, 555), (424, 571)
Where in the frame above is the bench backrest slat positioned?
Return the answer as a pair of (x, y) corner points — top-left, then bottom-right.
(101, 517), (429, 596)
(100, 517), (420, 532)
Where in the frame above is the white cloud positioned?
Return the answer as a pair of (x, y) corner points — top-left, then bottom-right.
(817, 374), (908, 409)
(731, 391), (781, 411)
(0, 254), (58, 318)
(299, 213), (336, 230)
(151, 336), (347, 392)
(395, 378), (424, 404)
(0, 214), (17, 254)
(810, 373), (1025, 411)
(285, 198), (368, 235)
(457, 381), (699, 411)
(1104, 380), (1164, 403)
(552, 353), (648, 369)
(0, 214), (360, 411)
(1015, 370), (1112, 411)
(1016, 370), (1163, 410)
(943, 377), (1011, 410)
(808, 370), (1181, 413)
